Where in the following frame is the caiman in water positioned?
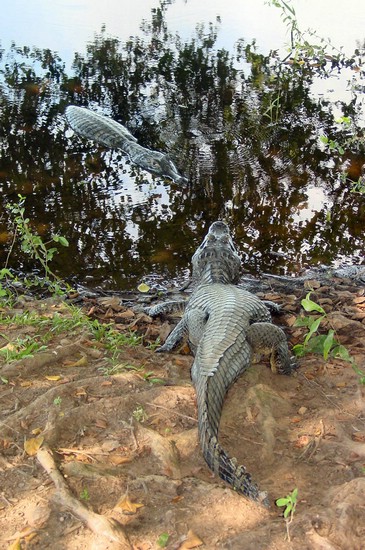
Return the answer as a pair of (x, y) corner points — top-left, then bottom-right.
(65, 105), (186, 183)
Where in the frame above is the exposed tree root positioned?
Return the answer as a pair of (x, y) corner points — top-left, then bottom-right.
(37, 445), (132, 549)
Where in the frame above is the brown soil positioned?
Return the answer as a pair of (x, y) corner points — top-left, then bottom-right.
(1, 279), (365, 550)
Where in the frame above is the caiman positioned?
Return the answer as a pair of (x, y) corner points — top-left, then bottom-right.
(65, 105), (187, 183)
(147, 221), (296, 504)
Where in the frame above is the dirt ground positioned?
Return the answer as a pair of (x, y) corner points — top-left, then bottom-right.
(1, 277), (365, 550)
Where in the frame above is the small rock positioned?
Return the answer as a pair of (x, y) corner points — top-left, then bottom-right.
(298, 406), (308, 415)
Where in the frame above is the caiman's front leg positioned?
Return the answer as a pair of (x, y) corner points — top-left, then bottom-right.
(156, 307), (209, 356)
(146, 300), (187, 317)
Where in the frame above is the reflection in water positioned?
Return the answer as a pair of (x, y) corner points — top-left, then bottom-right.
(65, 106), (187, 183)
(0, 2), (364, 289)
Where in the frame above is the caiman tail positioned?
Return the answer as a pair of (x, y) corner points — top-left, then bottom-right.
(196, 372), (266, 503)
(193, 320), (268, 504)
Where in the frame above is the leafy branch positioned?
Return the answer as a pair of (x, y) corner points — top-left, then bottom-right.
(4, 194), (69, 295)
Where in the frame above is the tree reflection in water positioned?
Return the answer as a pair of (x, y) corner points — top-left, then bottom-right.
(0, 2), (364, 288)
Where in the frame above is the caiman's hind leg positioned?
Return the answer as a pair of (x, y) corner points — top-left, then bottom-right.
(246, 322), (296, 375)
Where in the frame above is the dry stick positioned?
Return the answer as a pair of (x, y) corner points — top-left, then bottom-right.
(145, 402), (198, 423)
(37, 445), (132, 549)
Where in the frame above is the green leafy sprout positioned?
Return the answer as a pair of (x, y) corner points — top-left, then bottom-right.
(294, 291), (365, 384)
(276, 487), (298, 520)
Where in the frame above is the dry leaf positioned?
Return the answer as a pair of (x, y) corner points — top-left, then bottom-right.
(74, 387), (88, 397)
(95, 418), (108, 429)
(20, 381), (32, 387)
(109, 455), (133, 465)
(25, 531), (40, 542)
(45, 375), (62, 381)
(31, 428), (42, 436)
(171, 495), (184, 504)
(7, 538), (21, 550)
(352, 432), (365, 442)
(133, 543), (150, 550)
(24, 436), (44, 456)
(294, 435), (310, 448)
(179, 530), (203, 549)
(0, 343), (15, 352)
(117, 309), (135, 319)
(63, 356), (88, 368)
(116, 496), (144, 514)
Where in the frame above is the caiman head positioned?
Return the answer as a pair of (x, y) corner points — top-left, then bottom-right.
(192, 221), (242, 284)
(138, 151), (188, 184)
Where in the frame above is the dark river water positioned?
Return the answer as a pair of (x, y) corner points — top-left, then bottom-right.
(0, 0), (364, 290)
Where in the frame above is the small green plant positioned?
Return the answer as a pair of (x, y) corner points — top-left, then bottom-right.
(0, 334), (47, 362)
(0, 268), (16, 304)
(276, 487), (298, 541)
(276, 487), (298, 519)
(157, 533), (170, 548)
(294, 291), (365, 384)
(142, 371), (165, 385)
(98, 363), (139, 376)
(350, 176), (365, 195)
(132, 404), (148, 423)
(294, 292), (345, 359)
(89, 319), (141, 363)
(80, 488), (90, 501)
(53, 396), (62, 406)
(5, 194), (69, 295)
(146, 337), (161, 351)
(319, 135), (345, 155)
(263, 91), (282, 124)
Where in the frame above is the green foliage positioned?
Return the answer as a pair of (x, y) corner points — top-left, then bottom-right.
(0, 303), (141, 370)
(0, 333), (47, 362)
(294, 291), (365, 384)
(266, 0), (365, 195)
(98, 363), (140, 376)
(350, 177), (365, 195)
(80, 488), (90, 501)
(53, 396), (62, 406)
(276, 487), (298, 520)
(157, 533), (170, 548)
(132, 404), (148, 423)
(89, 318), (141, 363)
(0, 269), (17, 306)
(4, 194), (69, 296)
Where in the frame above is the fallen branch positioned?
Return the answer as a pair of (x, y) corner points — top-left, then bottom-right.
(37, 445), (131, 549)
(145, 402), (197, 423)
